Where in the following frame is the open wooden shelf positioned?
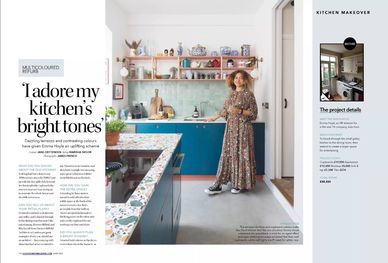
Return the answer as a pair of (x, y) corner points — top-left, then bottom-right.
(125, 56), (153, 60)
(128, 79), (224, 81)
(222, 67), (256, 70)
(179, 67), (221, 70)
(123, 55), (258, 81)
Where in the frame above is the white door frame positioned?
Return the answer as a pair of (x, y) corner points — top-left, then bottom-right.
(273, 0), (293, 180)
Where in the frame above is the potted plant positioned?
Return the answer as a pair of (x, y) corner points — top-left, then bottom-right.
(105, 107), (126, 146)
(125, 39), (142, 56)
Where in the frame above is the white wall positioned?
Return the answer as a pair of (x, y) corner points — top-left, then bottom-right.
(124, 15), (258, 66)
(106, 0), (130, 112)
(254, 0), (304, 226)
(254, 0), (276, 182)
(293, 0), (304, 229)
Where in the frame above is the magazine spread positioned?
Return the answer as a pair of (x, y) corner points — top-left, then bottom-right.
(1, 0), (387, 263)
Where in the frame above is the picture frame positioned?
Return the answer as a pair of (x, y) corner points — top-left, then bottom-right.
(113, 83), (124, 100)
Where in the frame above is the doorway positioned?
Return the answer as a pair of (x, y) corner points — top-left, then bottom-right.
(273, 0), (294, 206)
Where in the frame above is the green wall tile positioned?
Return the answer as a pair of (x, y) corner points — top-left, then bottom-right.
(128, 81), (229, 118)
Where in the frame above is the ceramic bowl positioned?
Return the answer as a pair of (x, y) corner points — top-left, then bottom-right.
(231, 50), (239, 56)
(220, 46), (231, 56)
(191, 45), (207, 56)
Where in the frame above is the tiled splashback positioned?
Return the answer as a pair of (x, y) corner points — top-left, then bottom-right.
(128, 81), (229, 117)
(342, 72), (363, 82)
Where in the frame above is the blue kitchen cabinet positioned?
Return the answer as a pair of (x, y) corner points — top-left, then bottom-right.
(172, 151), (183, 243)
(183, 122), (264, 175)
(150, 157), (173, 244)
(139, 160), (171, 244)
(253, 123), (265, 175)
(135, 123), (176, 133)
(198, 123), (225, 175)
(176, 124), (203, 175)
(133, 122), (264, 175)
(176, 123), (225, 175)
(138, 141), (182, 244)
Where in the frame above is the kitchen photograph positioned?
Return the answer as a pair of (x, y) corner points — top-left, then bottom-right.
(104, 0), (304, 245)
(320, 43), (364, 102)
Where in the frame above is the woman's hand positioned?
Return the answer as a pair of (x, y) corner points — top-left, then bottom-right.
(206, 116), (218, 122)
(228, 106), (241, 115)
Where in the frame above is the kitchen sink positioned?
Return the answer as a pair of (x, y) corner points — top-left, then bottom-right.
(183, 117), (208, 121)
(105, 150), (162, 203)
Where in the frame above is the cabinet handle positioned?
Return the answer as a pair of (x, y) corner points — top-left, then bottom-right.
(156, 125), (159, 129)
(195, 125), (198, 128)
(160, 214), (163, 222)
(284, 98), (288, 109)
(173, 153), (185, 175)
(202, 125), (206, 129)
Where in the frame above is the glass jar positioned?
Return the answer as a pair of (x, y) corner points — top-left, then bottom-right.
(177, 42), (183, 56)
(129, 63), (136, 79)
(241, 44), (251, 56)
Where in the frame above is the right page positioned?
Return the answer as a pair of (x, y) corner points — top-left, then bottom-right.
(313, 1), (388, 262)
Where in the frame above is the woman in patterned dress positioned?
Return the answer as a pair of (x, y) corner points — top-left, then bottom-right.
(205, 70), (258, 194)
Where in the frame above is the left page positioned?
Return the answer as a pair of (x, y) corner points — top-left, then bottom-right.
(1, 1), (311, 263)
(0, 0), (106, 260)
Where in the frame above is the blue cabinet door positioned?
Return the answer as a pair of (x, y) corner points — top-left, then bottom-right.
(200, 123), (225, 175)
(176, 123), (225, 175)
(140, 182), (163, 244)
(150, 159), (173, 244)
(176, 124), (202, 175)
(140, 150), (173, 244)
(153, 193), (173, 244)
(135, 123), (176, 133)
(253, 123), (265, 175)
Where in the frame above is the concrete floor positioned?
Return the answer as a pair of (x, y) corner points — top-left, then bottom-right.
(176, 180), (302, 244)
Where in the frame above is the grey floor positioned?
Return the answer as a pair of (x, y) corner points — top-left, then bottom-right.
(176, 180), (302, 244)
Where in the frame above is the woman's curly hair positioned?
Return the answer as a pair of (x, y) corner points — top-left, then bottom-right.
(226, 70), (252, 90)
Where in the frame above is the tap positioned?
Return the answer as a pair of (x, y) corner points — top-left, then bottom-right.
(199, 101), (209, 117)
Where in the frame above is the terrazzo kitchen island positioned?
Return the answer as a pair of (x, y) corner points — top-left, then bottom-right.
(105, 133), (182, 244)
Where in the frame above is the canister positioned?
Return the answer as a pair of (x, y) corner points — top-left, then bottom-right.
(241, 44), (251, 56)
(137, 66), (144, 80)
(129, 63), (136, 79)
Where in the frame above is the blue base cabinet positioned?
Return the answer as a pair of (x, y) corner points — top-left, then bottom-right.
(176, 123), (225, 175)
(253, 123), (265, 175)
(135, 123), (176, 133)
(135, 141), (182, 244)
(131, 122), (264, 175)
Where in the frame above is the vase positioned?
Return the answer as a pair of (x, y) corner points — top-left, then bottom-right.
(177, 42), (183, 56)
(129, 48), (137, 56)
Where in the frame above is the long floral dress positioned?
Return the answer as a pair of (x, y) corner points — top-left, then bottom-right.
(215, 89), (258, 190)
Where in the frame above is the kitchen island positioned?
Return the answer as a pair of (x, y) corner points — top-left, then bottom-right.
(105, 133), (182, 244)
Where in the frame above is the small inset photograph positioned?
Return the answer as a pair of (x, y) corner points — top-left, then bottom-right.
(320, 43), (364, 102)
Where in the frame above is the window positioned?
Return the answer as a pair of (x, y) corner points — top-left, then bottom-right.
(320, 54), (337, 88)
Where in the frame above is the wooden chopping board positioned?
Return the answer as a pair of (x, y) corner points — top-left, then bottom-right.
(149, 89), (163, 117)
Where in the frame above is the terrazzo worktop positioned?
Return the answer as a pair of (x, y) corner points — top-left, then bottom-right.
(105, 133), (182, 244)
(125, 118), (264, 123)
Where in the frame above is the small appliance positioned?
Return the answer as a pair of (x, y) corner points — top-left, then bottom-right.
(132, 104), (143, 119)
